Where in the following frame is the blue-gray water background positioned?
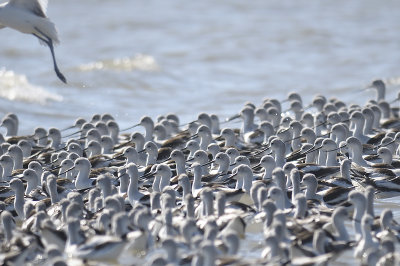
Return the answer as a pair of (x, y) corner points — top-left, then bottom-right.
(1, 0), (400, 263)
(0, 0), (399, 134)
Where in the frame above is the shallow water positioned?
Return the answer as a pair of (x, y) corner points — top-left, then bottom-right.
(0, 0), (399, 134)
(1, 0), (400, 263)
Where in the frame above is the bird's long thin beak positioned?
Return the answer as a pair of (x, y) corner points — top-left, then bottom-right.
(120, 123), (140, 132)
(179, 120), (198, 128)
(302, 145), (322, 155)
(224, 114), (240, 123)
(62, 130), (82, 139)
(61, 125), (75, 132)
(38, 135), (49, 141)
(202, 160), (215, 167)
(161, 157), (172, 163)
(189, 134), (199, 140)
(325, 144), (347, 153)
(58, 166), (75, 176)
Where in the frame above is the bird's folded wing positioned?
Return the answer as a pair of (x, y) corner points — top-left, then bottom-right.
(9, 0), (48, 18)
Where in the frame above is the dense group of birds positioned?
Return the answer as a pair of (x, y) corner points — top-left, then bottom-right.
(1, 80), (400, 266)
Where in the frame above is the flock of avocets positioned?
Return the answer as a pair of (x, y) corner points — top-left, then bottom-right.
(1, 80), (400, 266)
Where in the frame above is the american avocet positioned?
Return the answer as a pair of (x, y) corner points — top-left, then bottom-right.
(0, 0), (67, 83)
(219, 128), (237, 148)
(354, 214), (378, 258)
(0, 155), (14, 181)
(0, 116), (18, 137)
(152, 164), (172, 193)
(1, 210), (14, 242)
(191, 150), (210, 175)
(206, 143), (220, 160)
(218, 165), (253, 205)
(190, 163), (203, 198)
(72, 158), (96, 190)
(126, 163), (149, 206)
(195, 125), (214, 151)
(8, 145), (23, 170)
(348, 191), (367, 240)
(267, 186), (285, 210)
(205, 152), (230, 181)
(271, 168), (292, 208)
(367, 80), (386, 102)
(17, 140), (32, 159)
(9, 178), (26, 220)
(269, 138), (286, 168)
(169, 149), (187, 176)
(66, 217), (126, 261)
(256, 155), (276, 180)
(289, 101), (304, 121)
(22, 169), (41, 196)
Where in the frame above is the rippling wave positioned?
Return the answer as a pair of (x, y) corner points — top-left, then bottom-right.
(0, 68), (63, 104)
(387, 76), (400, 86)
(77, 54), (159, 72)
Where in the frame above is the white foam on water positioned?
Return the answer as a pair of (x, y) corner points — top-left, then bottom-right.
(78, 54), (159, 72)
(0, 68), (63, 104)
(387, 76), (400, 86)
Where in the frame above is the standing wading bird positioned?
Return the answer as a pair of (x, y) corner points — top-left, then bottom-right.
(0, 0), (67, 83)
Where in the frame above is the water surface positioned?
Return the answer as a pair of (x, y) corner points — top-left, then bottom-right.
(0, 0), (399, 263)
(0, 0), (399, 133)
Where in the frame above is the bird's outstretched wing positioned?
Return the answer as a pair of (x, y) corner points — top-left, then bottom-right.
(9, 0), (48, 18)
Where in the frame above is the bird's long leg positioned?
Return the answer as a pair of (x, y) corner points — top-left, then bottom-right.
(33, 28), (67, 84)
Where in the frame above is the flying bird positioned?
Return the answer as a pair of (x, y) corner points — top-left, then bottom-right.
(0, 0), (67, 83)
